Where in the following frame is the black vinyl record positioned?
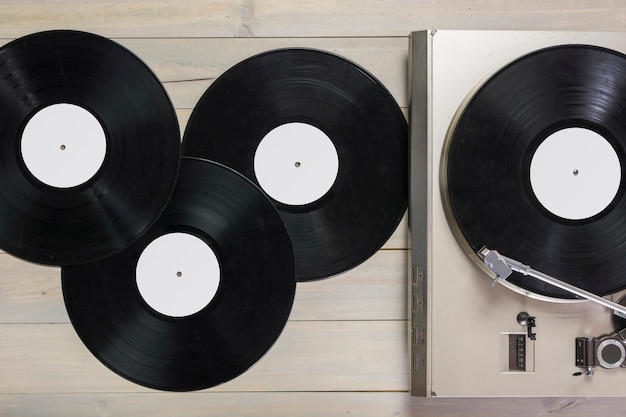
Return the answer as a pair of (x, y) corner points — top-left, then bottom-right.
(62, 157), (295, 391)
(0, 30), (180, 265)
(445, 45), (626, 299)
(182, 48), (407, 281)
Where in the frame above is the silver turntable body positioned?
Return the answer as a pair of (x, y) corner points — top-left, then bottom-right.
(409, 30), (626, 397)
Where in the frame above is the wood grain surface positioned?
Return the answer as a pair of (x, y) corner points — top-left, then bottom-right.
(1, 1), (626, 416)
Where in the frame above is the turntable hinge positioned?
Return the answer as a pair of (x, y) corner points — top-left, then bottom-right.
(410, 264), (427, 396)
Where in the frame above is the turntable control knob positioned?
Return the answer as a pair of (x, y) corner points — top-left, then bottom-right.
(517, 312), (537, 340)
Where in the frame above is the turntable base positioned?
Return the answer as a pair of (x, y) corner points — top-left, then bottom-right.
(410, 30), (626, 397)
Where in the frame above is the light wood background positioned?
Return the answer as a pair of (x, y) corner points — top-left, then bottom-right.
(2, 1), (626, 416)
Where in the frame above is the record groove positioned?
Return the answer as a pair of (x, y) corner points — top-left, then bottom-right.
(444, 45), (626, 299)
(182, 48), (407, 281)
(0, 30), (180, 265)
(62, 157), (296, 391)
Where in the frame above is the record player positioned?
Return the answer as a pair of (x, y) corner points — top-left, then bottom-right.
(409, 30), (626, 397)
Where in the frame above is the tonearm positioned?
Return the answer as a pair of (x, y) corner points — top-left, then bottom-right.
(478, 247), (626, 319)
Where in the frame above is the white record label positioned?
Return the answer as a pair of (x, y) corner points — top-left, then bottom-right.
(530, 127), (621, 220)
(21, 103), (107, 188)
(136, 232), (221, 318)
(254, 122), (339, 205)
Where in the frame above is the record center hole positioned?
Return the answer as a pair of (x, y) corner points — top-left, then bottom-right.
(176, 271), (182, 277)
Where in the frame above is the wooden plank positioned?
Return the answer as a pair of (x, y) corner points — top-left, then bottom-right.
(2, 393), (408, 417)
(0, 257), (66, 324)
(0, 1), (625, 38)
(176, 108), (192, 135)
(384, 211), (408, 250)
(0, 249), (406, 324)
(1, 393), (621, 417)
(291, 249), (407, 320)
(0, 321), (406, 393)
(0, 392), (624, 417)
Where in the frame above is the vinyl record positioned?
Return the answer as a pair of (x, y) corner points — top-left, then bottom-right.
(182, 48), (407, 281)
(62, 157), (295, 391)
(0, 30), (180, 265)
(444, 45), (626, 299)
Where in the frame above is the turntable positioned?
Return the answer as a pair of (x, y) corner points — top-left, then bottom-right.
(409, 30), (626, 397)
